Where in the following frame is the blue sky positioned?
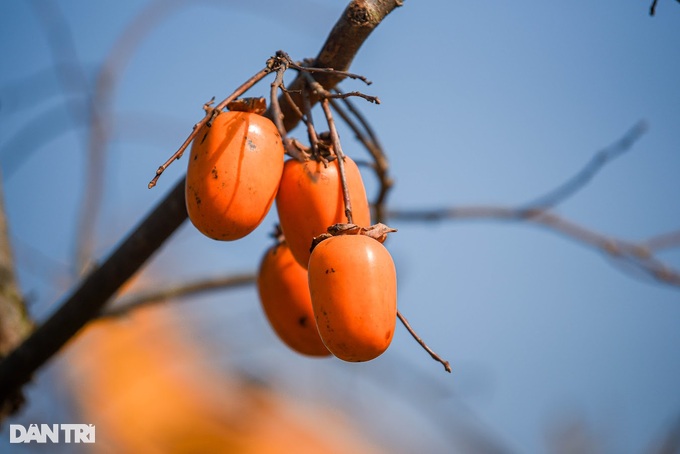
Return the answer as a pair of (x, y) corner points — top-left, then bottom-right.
(1, 1), (679, 453)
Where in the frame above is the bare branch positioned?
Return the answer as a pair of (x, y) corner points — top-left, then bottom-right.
(0, 172), (33, 421)
(329, 95), (393, 222)
(100, 273), (256, 320)
(520, 120), (648, 213)
(267, 0), (403, 131)
(644, 230), (680, 252)
(388, 205), (680, 287)
(148, 66), (273, 188)
(321, 98), (355, 224)
(288, 59), (373, 85)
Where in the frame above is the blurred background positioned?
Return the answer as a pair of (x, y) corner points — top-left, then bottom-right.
(1, 1), (679, 453)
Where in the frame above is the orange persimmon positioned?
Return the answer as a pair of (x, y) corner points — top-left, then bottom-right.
(186, 109), (284, 241)
(308, 234), (397, 362)
(275, 157), (371, 268)
(257, 241), (330, 357)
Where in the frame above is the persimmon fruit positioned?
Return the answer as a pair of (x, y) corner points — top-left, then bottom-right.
(275, 157), (371, 268)
(257, 242), (330, 357)
(186, 109), (284, 241)
(308, 234), (397, 362)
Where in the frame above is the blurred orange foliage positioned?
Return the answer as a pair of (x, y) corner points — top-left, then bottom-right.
(62, 298), (384, 453)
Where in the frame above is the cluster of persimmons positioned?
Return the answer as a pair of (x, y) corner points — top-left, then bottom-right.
(184, 97), (397, 362)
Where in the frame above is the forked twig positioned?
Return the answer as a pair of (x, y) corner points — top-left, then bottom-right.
(148, 66), (274, 189)
(288, 56), (373, 85)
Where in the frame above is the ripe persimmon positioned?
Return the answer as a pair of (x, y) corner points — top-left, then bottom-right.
(257, 241), (330, 357)
(308, 234), (397, 362)
(186, 108), (284, 240)
(275, 157), (371, 268)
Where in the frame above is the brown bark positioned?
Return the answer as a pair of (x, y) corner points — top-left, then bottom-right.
(0, 172), (33, 420)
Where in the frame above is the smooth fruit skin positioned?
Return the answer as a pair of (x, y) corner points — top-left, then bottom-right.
(186, 111), (284, 241)
(258, 242), (331, 357)
(275, 157), (371, 268)
(308, 235), (397, 362)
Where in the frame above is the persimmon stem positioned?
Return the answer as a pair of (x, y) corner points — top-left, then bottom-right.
(397, 310), (452, 373)
(269, 61), (306, 161)
(301, 85), (322, 160)
(321, 98), (353, 224)
(148, 65), (273, 189)
(330, 95), (393, 222)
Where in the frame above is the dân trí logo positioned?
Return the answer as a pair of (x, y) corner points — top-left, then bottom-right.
(9, 424), (95, 443)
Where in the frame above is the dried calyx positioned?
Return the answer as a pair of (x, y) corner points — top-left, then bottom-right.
(309, 222), (396, 252)
(226, 97), (267, 114)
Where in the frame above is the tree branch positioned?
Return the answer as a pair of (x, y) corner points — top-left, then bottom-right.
(519, 120), (647, 213)
(0, 0), (403, 419)
(100, 273), (256, 320)
(0, 172), (33, 421)
(270, 0), (403, 131)
(387, 205), (680, 287)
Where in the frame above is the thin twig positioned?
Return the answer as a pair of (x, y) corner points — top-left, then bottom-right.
(321, 98), (354, 224)
(329, 95), (393, 222)
(651, 0), (659, 15)
(520, 120), (648, 213)
(644, 229), (680, 252)
(148, 66), (273, 188)
(397, 310), (452, 373)
(100, 273), (256, 319)
(301, 84), (322, 159)
(288, 59), (373, 85)
(268, 61), (295, 158)
(321, 90), (380, 104)
(269, 58), (307, 162)
(388, 206), (680, 287)
(270, 0), (403, 132)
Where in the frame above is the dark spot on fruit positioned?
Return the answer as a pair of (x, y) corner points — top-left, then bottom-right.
(325, 268), (336, 274)
(298, 316), (307, 327)
(246, 138), (256, 151)
(211, 167), (218, 179)
(193, 154), (198, 161)
(194, 194), (201, 205)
